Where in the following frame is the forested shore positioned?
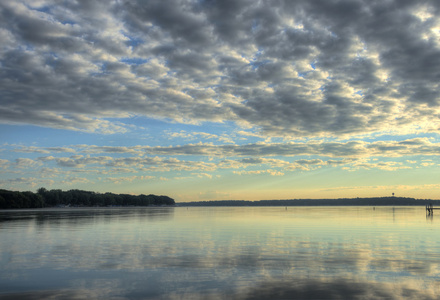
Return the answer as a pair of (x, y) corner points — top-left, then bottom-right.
(179, 197), (438, 207)
(0, 188), (175, 209)
(2, 190), (437, 209)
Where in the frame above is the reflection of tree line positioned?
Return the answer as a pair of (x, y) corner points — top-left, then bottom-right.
(180, 197), (438, 206)
(0, 188), (175, 209)
(0, 207), (175, 226)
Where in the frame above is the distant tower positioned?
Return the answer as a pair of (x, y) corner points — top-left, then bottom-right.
(392, 193), (395, 197)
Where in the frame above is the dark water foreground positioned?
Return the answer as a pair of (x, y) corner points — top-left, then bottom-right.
(0, 207), (439, 299)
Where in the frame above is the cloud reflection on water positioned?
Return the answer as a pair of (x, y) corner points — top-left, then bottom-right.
(238, 278), (438, 300)
(1, 278), (437, 300)
(1, 207), (440, 299)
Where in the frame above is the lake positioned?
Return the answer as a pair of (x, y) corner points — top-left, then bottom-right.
(0, 206), (439, 299)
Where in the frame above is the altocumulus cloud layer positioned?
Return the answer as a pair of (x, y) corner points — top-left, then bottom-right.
(1, 0), (440, 136)
(2, 0), (440, 199)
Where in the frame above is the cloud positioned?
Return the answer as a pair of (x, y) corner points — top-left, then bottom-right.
(192, 173), (213, 179)
(3, 136), (436, 192)
(14, 146), (50, 154)
(0, 0), (439, 137)
(106, 176), (155, 184)
(14, 146), (76, 154)
(85, 146), (145, 155)
(15, 158), (42, 168)
(0, 159), (9, 169)
(141, 138), (440, 158)
(60, 176), (93, 185)
(233, 169), (285, 176)
(6, 136), (440, 166)
(35, 153), (218, 174)
(167, 131), (235, 144)
(348, 160), (413, 171)
(0, 177), (55, 189)
(319, 183), (440, 194)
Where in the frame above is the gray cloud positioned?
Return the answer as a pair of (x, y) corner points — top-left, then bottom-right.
(8, 135), (440, 162)
(4, 135), (440, 190)
(13, 137), (440, 158)
(1, 0), (439, 136)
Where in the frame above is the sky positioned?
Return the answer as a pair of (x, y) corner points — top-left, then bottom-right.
(1, 0), (440, 202)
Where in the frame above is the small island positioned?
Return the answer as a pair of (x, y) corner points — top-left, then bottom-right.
(0, 188), (175, 209)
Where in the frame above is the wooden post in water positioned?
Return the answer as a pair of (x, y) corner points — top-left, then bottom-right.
(426, 203), (436, 215)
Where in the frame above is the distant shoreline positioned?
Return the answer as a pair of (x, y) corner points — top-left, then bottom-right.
(177, 197), (438, 207)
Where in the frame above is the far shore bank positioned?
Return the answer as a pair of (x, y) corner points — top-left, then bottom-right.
(177, 197), (438, 207)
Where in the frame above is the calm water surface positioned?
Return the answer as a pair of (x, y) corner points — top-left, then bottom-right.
(0, 206), (439, 299)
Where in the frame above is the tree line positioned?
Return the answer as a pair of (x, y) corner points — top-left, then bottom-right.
(0, 188), (175, 209)
(178, 197), (439, 206)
